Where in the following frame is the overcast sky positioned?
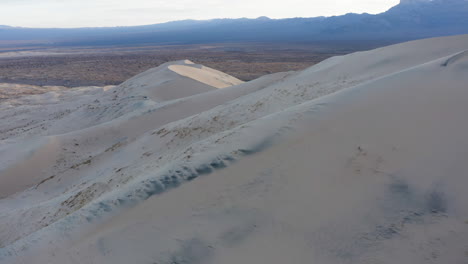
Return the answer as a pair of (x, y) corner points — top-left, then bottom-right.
(0, 0), (399, 28)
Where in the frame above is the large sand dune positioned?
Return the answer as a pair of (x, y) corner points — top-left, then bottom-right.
(1, 35), (468, 264)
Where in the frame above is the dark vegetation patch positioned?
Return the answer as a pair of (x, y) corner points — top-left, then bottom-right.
(70, 159), (92, 169)
(105, 141), (124, 152)
(58, 183), (109, 221)
(34, 175), (56, 189)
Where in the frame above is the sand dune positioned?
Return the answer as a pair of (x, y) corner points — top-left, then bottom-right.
(1, 35), (468, 264)
(120, 60), (243, 101)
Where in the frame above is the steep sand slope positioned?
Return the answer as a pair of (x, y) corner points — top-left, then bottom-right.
(1, 35), (468, 264)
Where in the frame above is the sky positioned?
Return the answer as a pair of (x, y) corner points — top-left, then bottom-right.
(0, 0), (400, 28)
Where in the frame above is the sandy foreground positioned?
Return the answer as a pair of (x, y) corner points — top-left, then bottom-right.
(1, 35), (468, 264)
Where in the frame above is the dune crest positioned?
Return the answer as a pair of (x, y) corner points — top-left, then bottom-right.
(168, 64), (243, 88)
(119, 60), (242, 101)
(1, 35), (468, 264)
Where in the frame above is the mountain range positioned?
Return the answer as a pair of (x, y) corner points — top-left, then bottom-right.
(0, 0), (467, 46)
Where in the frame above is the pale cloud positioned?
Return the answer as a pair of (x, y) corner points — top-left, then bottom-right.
(0, 0), (400, 28)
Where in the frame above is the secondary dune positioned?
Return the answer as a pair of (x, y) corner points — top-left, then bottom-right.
(120, 60), (243, 101)
(1, 35), (468, 264)
(168, 64), (243, 89)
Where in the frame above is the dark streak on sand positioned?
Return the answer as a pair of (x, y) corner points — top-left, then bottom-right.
(332, 176), (450, 261)
(370, 178), (448, 240)
(168, 238), (214, 264)
(238, 136), (275, 156)
(34, 175), (56, 189)
(83, 138), (275, 222)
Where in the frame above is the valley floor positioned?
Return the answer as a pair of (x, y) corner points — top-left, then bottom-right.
(0, 41), (386, 87)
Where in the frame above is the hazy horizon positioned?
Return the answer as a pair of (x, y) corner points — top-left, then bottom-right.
(0, 0), (399, 28)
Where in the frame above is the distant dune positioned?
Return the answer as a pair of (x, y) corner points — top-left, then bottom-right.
(1, 34), (468, 263)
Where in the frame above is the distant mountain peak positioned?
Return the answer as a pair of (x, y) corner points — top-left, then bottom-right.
(400, 0), (430, 3)
(400, 0), (466, 4)
(0, 0), (467, 45)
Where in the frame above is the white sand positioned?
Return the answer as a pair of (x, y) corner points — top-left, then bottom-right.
(1, 35), (468, 264)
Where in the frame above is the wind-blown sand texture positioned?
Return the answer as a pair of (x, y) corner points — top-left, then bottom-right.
(1, 35), (468, 264)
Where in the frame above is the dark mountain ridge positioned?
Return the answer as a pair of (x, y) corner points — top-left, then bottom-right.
(0, 0), (467, 46)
